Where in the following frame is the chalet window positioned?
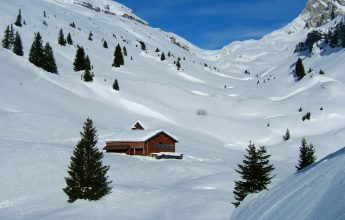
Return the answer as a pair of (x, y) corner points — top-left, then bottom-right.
(155, 144), (174, 149)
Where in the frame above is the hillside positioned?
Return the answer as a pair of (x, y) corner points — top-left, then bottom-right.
(230, 147), (345, 220)
(1, 0), (345, 219)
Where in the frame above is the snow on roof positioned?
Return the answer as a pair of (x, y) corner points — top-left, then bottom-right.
(106, 130), (178, 142)
(131, 121), (146, 129)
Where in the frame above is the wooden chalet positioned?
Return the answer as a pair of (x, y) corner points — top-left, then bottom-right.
(103, 122), (178, 156)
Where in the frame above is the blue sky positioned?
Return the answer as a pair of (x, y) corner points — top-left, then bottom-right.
(115, 0), (307, 50)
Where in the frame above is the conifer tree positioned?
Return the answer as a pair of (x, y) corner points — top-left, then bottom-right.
(84, 55), (91, 71)
(176, 60), (181, 70)
(155, 48), (160, 53)
(2, 25), (11, 49)
(29, 32), (44, 68)
(58, 28), (66, 46)
(123, 46), (127, 56)
(73, 46), (86, 71)
(160, 52), (166, 61)
(63, 118), (112, 203)
(295, 58), (306, 81)
(12, 31), (24, 56)
(232, 142), (274, 207)
(66, 33), (73, 45)
(9, 25), (14, 48)
(296, 137), (317, 171)
(112, 79), (119, 91)
(283, 129), (290, 141)
(14, 9), (22, 27)
(103, 40), (108, 48)
(83, 69), (93, 82)
(43, 42), (58, 74)
(112, 43), (124, 67)
(168, 51), (171, 57)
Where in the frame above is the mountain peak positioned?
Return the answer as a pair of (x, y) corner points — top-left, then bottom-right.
(301, 0), (345, 27)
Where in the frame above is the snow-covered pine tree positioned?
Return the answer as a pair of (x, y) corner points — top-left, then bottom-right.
(160, 52), (166, 61)
(283, 129), (290, 141)
(66, 33), (73, 45)
(43, 42), (57, 74)
(12, 31), (24, 56)
(295, 58), (306, 81)
(112, 79), (119, 91)
(58, 28), (66, 46)
(112, 43), (124, 67)
(73, 46), (86, 71)
(296, 137), (317, 171)
(29, 32), (45, 68)
(63, 118), (112, 203)
(103, 40), (108, 48)
(232, 142), (274, 207)
(123, 46), (127, 56)
(83, 69), (93, 82)
(2, 25), (11, 49)
(14, 9), (22, 27)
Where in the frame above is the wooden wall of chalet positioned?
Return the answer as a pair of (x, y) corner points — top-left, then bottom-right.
(146, 133), (176, 154)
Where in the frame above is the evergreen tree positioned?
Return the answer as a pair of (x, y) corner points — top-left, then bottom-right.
(331, 7), (336, 20)
(168, 51), (171, 57)
(63, 118), (112, 203)
(232, 142), (274, 207)
(295, 58), (306, 81)
(176, 60), (181, 70)
(160, 52), (166, 61)
(2, 25), (11, 49)
(84, 55), (91, 71)
(14, 9), (22, 27)
(139, 40), (146, 50)
(66, 33), (73, 45)
(83, 69), (93, 82)
(73, 46), (86, 71)
(12, 31), (24, 56)
(9, 25), (14, 48)
(283, 129), (290, 141)
(155, 48), (160, 52)
(103, 40), (108, 48)
(296, 137), (317, 171)
(112, 43), (124, 67)
(29, 32), (45, 68)
(58, 28), (66, 46)
(123, 46), (127, 56)
(112, 79), (119, 91)
(43, 42), (58, 74)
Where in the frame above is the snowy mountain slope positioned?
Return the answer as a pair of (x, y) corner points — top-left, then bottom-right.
(230, 147), (345, 220)
(1, 0), (345, 219)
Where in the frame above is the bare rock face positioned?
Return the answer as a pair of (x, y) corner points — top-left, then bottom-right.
(301, 0), (345, 27)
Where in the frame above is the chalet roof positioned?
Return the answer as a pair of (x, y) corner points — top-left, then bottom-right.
(131, 121), (145, 130)
(106, 130), (178, 143)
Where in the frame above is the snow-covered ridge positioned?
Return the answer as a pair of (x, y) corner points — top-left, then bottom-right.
(230, 147), (345, 220)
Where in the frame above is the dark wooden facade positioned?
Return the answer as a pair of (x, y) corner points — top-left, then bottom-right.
(104, 131), (178, 156)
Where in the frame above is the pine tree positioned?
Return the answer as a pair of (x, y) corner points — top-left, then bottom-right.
(160, 52), (166, 61)
(295, 58), (306, 81)
(14, 9), (22, 27)
(232, 142), (274, 207)
(112, 79), (119, 91)
(168, 51), (171, 57)
(176, 60), (181, 70)
(139, 41), (146, 50)
(283, 129), (290, 141)
(9, 25), (14, 48)
(296, 137), (317, 171)
(66, 33), (73, 45)
(83, 69), (93, 82)
(12, 31), (24, 56)
(103, 40), (108, 48)
(43, 42), (58, 74)
(155, 48), (160, 52)
(29, 32), (45, 68)
(84, 55), (91, 71)
(123, 46), (127, 56)
(112, 43), (124, 67)
(331, 7), (336, 20)
(73, 46), (86, 71)
(63, 118), (112, 203)
(2, 25), (11, 49)
(58, 28), (66, 46)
